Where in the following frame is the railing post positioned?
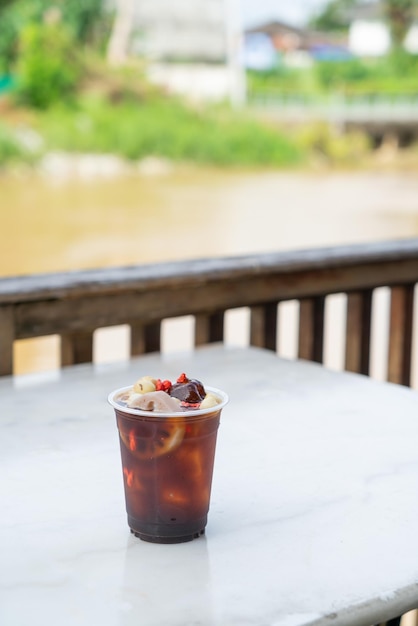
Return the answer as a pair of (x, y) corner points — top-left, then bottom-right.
(298, 296), (325, 363)
(0, 305), (14, 376)
(61, 331), (94, 367)
(250, 303), (278, 351)
(131, 321), (161, 355)
(345, 290), (373, 375)
(195, 312), (224, 345)
(388, 285), (414, 386)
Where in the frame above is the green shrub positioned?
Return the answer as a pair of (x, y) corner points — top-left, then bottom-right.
(388, 50), (418, 73)
(315, 58), (372, 89)
(295, 122), (371, 165)
(0, 0), (109, 72)
(249, 53), (418, 96)
(37, 96), (303, 167)
(15, 22), (82, 109)
(0, 124), (34, 166)
(247, 66), (317, 96)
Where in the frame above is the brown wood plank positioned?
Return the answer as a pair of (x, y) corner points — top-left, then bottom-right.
(11, 254), (418, 342)
(298, 296), (325, 363)
(3, 255), (414, 304)
(195, 312), (224, 345)
(388, 284), (414, 386)
(61, 331), (94, 367)
(250, 303), (278, 351)
(2, 239), (418, 305)
(345, 290), (372, 375)
(0, 305), (14, 376)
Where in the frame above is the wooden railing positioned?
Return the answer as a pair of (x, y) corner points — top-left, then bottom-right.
(1, 238), (418, 382)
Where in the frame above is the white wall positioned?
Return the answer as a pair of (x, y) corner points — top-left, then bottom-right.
(146, 62), (234, 102)
(349, 20), (391, 57)
(132, 0), (228, 60)
(349, 19), (418, 56)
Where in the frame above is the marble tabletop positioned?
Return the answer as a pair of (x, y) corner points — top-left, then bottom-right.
(2, 345), (418, 626)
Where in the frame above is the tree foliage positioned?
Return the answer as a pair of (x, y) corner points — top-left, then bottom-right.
(384, 0), (417, 46)
(0, 0), (15, 10)
(309, 0), (358, 31)
(309, 0), (418, 48)
(15, 21), (82, 108)
(0, 0), (108, 73)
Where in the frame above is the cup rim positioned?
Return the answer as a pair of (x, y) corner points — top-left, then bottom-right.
(108, 385), (229, 418)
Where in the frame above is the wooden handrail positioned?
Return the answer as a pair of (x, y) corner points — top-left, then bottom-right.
(1, 238), (418, 383)
(2, 238), (418, 304)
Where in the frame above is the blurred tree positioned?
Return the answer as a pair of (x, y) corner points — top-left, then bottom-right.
(15, 20), (82, 108)
(310, 0), (418, 51)
(310, 0), (418, 41)
(309, 0), (358, 31)
(52, 0), (108, 46)
(383, 0), (417, 47)
(0, 0), (14, 9)
(0, 0), (108, 73)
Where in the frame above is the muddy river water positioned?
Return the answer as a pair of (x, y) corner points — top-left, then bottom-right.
(2, 167), (418, 380)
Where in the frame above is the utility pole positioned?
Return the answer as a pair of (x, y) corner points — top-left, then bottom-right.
(106, 0), (135, 66)
(225, 0), (247, 107)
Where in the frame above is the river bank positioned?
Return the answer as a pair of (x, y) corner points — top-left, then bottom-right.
(2, 138), (418, 183)
(4, 88), (418, 176)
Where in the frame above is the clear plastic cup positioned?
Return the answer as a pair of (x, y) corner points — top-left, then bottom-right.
(108, 386), (228, 543)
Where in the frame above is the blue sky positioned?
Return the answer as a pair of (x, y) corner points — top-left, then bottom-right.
(240, 0), (329, 27)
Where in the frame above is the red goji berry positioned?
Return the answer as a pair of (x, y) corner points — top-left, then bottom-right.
(156, 378), (172, 392)
(180, 401), (201, 408)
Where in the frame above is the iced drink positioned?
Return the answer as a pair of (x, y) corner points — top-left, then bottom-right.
(108, 373), (228, 543)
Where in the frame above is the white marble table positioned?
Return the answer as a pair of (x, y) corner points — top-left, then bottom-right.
(2, 345), (418, 626)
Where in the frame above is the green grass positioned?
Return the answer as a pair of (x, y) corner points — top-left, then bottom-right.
(35, 95), (303, 167)
(247, 53), (418, 97)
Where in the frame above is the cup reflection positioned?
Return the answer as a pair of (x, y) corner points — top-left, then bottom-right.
(119, 533), (215, 626)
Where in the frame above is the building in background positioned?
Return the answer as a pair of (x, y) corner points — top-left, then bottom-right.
(132, 0), (227, 61)
(110, 0), (246, 105)
(244, 20), (350, 67)
(243, 32), (277, 71)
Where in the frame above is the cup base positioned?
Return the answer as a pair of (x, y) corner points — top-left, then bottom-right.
(127, 514), (207, 544)
(130, 528), (205, 544)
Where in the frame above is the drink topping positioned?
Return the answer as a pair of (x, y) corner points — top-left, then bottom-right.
(116, 373), (220, 412)
(128, 391), (182, 412)
(170, 375), (206, 404)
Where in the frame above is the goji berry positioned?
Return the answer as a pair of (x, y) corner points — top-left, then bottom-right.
(180, 401), (201, 408)
(156, 378), (172, 392)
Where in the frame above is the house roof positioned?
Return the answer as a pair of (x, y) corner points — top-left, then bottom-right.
(245, 20), (305, 37)
(245, 20), (348, 51)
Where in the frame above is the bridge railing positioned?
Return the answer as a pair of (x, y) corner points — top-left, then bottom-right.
(248, 91), (418, 123)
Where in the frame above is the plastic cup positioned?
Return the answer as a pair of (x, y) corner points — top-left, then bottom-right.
(108, 386), (228, 543)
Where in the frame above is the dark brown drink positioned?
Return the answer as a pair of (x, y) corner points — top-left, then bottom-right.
(109, 386), (228, 543)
